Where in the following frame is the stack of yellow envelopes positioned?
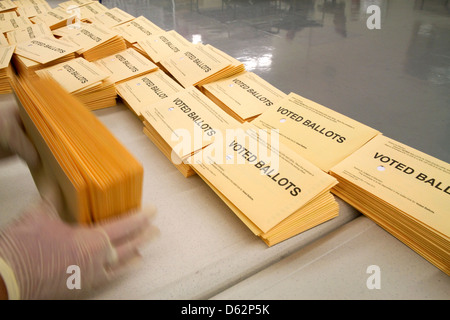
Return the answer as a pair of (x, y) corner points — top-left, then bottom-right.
(116, 69), (184, 118)
(52, 21), (127, 61)
(93, 47), (159, 84)
(330, 135), (450, 276)
(141, 86), (241, 177)
(187, 123), (339, 246)
(35, 57), (117, 110)
(201, 71), (287, 123)
(252, 92), (381, 172)
(0, 44), (14, 93)
(160, 43), (245, 88)
(12, 35), (80, 76)
(112, 15), (163, 48)
(11, 74), (143, 224)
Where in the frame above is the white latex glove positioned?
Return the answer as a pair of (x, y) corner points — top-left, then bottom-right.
(0, 103), (40, 168)
(0, 198), (158, 300)
(0, 101), (159, 300)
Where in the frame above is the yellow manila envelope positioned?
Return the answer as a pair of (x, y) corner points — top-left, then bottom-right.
(16, 3), (52, 18)
(77, 1), (108, 20)
(253, 92), (380, 172)
(112, 15), (163, 45)
(202, 71), (287, 123)
(187, 123), (339, 246)
(0, 44), (14, 68)
(137, 30), (193, 64)
(14, 35), (81, 64)
(116, 69), (184, 117)
(89, 7), (134, 28)
(0, 32), (9, 46)
(0, 16), (33, 33)
(0, 0), (17, 12)
(6, 23), (53, 45)
(330, 135), (450, 274)
(141, 86), (241, 161)
(0, 11), (16, 21)
(35, 57), (110, 93)
(13, 0), (48, 5)
(159, 43), (233, 88)
(58, 0), (96, 10)
(203, 44), (244, 81)
(30, 6), (76, 30)
(52, 22), (118, 54)
(93, 47), (158, 84)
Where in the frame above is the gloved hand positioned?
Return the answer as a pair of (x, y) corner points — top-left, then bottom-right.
(0, 102), (40, 168)
(0, 198), (158, 300)
(0, 101), (159, 300)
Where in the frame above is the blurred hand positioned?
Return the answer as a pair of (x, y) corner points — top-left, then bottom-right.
(0, 101), (159, 300)
(0, 103), (40, 168)
(0, 199), (158, 300)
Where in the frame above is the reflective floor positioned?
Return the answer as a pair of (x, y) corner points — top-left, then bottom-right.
(55, 0), (450, 162)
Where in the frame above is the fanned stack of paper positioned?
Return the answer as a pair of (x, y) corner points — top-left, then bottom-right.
(252, 92), (380, 172)
(57, 0), (96, 11)
(35, 57), (117, 110)
(5, 23), (53, 45)
(160, 43), (245, 88)
(141, 86), (241, 177)
(16, 2), (51, 18)
(201, 71), (287, 123)
(93, 47), (158, 84)
(329, 135), (450, 275)
(135, 29), (192, 67)
(89, 7), (134, 28)
(12, 0), (48, 7)
(116, 69), (184, 118)
(187, 124), (339, 246)
(30, 6), (77, 30)
(0, 44), (14, 93)
(0, 15), (32, 33)
(112, 15), (163, 47)
(52, 21), (127, 61)
(0, 0), (17, 13)
(11, 74), (143, 224)
(12, 35), (80, 76)
(62, 1), (108, 20)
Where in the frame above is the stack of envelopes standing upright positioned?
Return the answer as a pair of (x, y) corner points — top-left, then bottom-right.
(0, 43), (14, 93)
(11, 74), (143, 224)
